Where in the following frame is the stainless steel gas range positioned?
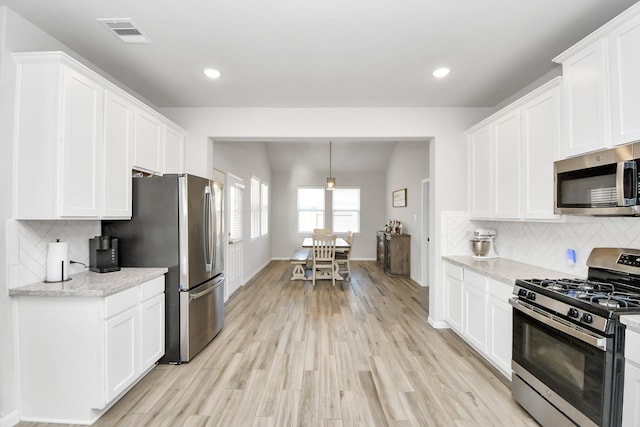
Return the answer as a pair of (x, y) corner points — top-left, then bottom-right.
(511, 247), (640, 427)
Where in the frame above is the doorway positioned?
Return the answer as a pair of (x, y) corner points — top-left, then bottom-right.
(421, 179), (430, 286)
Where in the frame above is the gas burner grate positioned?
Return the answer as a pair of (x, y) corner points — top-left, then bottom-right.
(537, 278), (615, 294)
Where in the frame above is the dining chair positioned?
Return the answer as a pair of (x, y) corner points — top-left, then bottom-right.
(311, 233), (337, 286)
(335, 231), (353, 278)
(313, 228), (331, 235)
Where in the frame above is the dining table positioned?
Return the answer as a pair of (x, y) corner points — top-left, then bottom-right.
(291, 237), (350, 281)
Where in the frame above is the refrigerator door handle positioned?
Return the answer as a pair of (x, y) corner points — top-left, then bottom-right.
(204, 185), (213, 272)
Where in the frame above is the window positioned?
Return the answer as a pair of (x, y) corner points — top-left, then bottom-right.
(260, 182), (268, 236)
(229, 184), (243, 242)
(298, 188), (324, 233)
(251, 176), (269, 239)
(333, 188), (360, 233)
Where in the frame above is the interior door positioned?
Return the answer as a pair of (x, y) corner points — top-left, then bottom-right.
(226, 173), (244, 300)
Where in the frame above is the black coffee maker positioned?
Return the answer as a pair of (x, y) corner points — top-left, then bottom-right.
(89, 236), (121, 273)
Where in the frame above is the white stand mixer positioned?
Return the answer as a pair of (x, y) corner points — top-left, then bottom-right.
(470, 228), (499, 259)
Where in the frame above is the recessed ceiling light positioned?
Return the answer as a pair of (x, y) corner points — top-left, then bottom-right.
(203, 68), (222, 79)
(432, 67), (451, 78)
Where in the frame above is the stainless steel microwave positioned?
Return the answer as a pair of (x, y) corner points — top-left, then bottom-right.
(554, 143), (640, 216)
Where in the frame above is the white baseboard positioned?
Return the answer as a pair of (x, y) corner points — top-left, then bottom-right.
(428, 317), (450, 329)
(0, 410), (20, 427)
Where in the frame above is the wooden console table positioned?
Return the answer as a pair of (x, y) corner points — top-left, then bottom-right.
(376, 231), (410, 277)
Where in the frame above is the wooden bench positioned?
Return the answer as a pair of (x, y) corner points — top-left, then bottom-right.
(290, 249), (310, 280)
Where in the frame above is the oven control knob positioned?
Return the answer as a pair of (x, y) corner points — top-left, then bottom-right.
(568, 308), (579, 318)
(527, 292), (536, 300)
(518, 289), (528, 297)
(581, 313), (593, 324)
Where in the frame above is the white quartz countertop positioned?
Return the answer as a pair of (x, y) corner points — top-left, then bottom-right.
(443, 256), (570, 286)
(9, 267), (168, 297)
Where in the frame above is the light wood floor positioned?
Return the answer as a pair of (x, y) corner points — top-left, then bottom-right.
(19, 261), (537, 427)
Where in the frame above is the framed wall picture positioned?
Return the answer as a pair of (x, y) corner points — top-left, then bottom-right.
(392, 188), (407, 207)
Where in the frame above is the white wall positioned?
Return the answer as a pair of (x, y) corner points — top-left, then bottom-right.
(160, 107), (493, 330)
(386, 140), (430, 281)
(212, 141), (272, 285)
(270, 169), (386, 260)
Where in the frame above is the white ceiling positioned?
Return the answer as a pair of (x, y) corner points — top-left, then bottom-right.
(0, 0), (637, 109)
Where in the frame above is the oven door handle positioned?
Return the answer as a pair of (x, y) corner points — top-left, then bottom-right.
(509, 298), (607, 351)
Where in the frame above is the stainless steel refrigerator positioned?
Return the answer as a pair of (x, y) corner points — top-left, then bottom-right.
(102, 174), (224, 363)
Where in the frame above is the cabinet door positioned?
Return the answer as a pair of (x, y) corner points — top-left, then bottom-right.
(102, 91), (133, 218)
(493, 110), (521, 218)
(139, 294), (165, 372)
(60, 68), (103, 217)
(444, 263), (464, 333)
(468, 124), (492, 218)
(623, 362), (640, 427)
(163, 124), (185, 174)
(487, 278), (513, 379)
(610, 14), (640, 146)
(105, 306), (138, 402)
(463, 271), (487, 352)
(561, 38), (610, 156)
(521, 82), (561, 219)
(133, 108), (164, 173)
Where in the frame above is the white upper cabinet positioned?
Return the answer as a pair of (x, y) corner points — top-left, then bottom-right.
(133, 108), (164, 174)
(557, 39), (609, 157)
(467, 78), (560, 221)
(610, 12), (640, 145)
(163, 124), (185, 174)
(14, 53), (103, 219)
(554, 2), (640, 156)
(102, 90), (133, 219)
(468, 123), (493, 219)
(493, 110), (522, 219)
(13, 51), (185, 220)
(521, 83), (561, 219)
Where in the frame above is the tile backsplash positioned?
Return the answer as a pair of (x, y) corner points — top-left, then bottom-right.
(442, 212), (640, 277)
(7, 220), (99, 288)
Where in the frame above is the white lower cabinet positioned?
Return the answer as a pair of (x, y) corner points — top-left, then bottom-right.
(16, 276), (164, 424)
(105, 304), (138, 403)
(463, 270), (488, 352)
(444, 262), (464, 333)
(444, 261), (513, 379)
(139, 277), (166, 372)
(623, 329), (640, 426)
(486, 279), (513, 376)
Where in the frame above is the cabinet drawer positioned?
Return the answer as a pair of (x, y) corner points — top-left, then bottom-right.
(488, 278), (513, 301)
(139, 275), (165, 301)
(104, 287), (138, 318)
(445, 262), (463, 281)
(464, 269), (487, 292)
(626, 328), (640, 362)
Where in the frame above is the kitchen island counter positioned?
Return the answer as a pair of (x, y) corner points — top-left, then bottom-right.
(9, 267), (168, 298)
(443, 256), (568, 286)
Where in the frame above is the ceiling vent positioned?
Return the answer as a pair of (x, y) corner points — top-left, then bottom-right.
(97, 18), (152, 44)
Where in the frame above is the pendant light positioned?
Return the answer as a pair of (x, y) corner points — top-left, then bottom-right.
(326, 141), (336, 191)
